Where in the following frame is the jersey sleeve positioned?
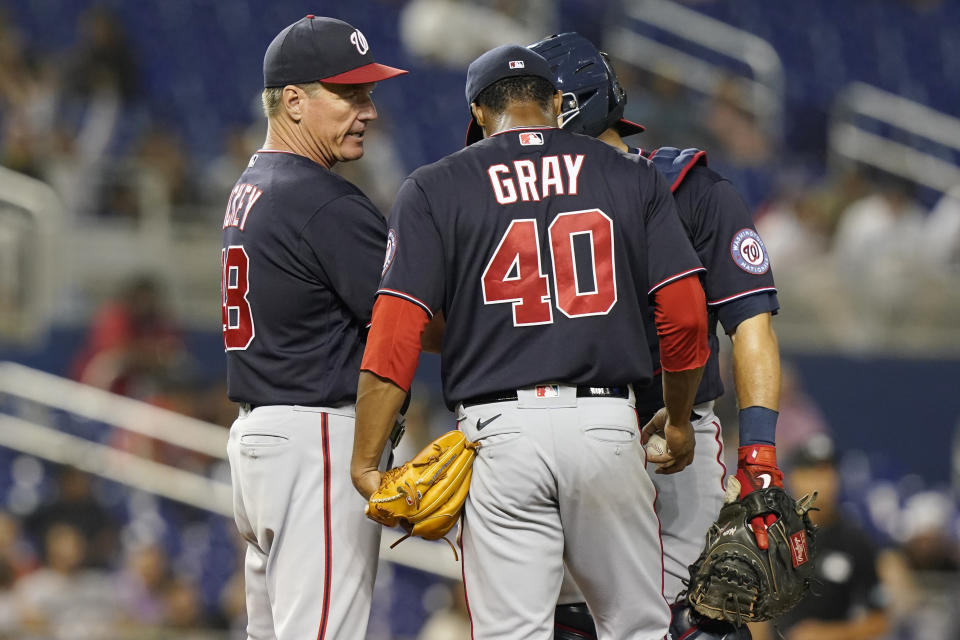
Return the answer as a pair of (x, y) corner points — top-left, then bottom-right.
(378, 178), (444, 316)
(693, 179), (778, 314)
(645, 167), (704, 293)
(716, 292), (780, 334)
(299, 194), (388, 324)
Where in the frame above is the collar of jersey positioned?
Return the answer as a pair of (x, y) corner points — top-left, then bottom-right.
(489, 126), (558, 138)
(255, 149), (304, 155)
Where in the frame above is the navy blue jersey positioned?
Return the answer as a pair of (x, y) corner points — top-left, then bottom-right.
(379, 127), (703, 408)
(221, 150), (387, 406)
(632, 148), (779, 418)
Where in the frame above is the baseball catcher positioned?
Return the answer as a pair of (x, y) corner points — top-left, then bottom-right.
(366, 430), (479, 556)
(684, 472), (819, 626)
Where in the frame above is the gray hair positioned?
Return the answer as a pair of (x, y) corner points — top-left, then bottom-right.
(261, 82), (324, 118)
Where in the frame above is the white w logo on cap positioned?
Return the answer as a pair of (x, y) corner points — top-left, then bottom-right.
(350, 29), (369, 55)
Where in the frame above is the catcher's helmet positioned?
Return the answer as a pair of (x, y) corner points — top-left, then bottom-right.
(529, 32), (644, 138)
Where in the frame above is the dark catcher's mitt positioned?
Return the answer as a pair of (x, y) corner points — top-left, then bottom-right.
(686, 487), (817, 625)
(366, 430), (479, 554)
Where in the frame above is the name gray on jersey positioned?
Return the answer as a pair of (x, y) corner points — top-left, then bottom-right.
(488, 153), (584, 204)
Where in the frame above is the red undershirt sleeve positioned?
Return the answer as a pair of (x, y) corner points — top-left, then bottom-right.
(360, 294), (431, 391)
(654, 275), (709, 372)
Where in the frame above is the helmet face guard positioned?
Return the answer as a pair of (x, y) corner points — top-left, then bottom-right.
(530, 32), (644, 138)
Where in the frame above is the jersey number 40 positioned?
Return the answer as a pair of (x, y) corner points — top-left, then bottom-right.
(482, 209), (616, 326)
(221, 246), (255, 350)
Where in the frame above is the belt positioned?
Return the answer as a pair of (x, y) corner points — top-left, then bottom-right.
(461, 385), (628, 408)
(238, 403), (406, 449)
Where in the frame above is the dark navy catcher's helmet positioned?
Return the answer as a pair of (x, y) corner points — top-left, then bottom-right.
(529, 32), (644, 138)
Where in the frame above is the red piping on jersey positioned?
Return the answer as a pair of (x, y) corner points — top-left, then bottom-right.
(460, 530), (475, 640)
(316, 413), (332, 640)
(489, 125), (558, 138)
(663, 150), (707, 193)
(707, 286), (778, 306)
(675, 625), (699, 640)
(647, 267), (705, 295)
(555, 623), (595, 639)
(376, 288), (433, 318)
(711, 420), (727, 491)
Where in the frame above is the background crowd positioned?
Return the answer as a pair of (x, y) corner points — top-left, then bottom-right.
(0, 0), (958, 638)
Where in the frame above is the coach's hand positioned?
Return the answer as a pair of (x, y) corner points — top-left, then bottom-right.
(641, 408), (695, 474)
(352, 467), (383, 501)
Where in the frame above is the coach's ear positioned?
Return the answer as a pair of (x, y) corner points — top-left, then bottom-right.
(283, 85), (305, 122)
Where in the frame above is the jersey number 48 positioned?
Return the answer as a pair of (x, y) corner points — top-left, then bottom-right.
(221, 246), (255, 350)
(481, 208), (617, 326)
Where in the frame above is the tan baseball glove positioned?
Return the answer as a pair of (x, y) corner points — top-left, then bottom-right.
(366, 430), (479, 556)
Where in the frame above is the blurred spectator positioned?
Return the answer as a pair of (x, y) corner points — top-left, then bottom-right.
(755, 189), (830, 274)
(23, 466), (117, 569)
(62, 5), (138, 105)
(756, 434), (890, 640)
(417, 581), (470, 640)
(0, 557), (16, 637)
(0, 12), (59, 181)
(924, 185), (960, 274)
(618, 65), (702, 151)
(54, 5), (142, 219)
(133, 124), (203, 224)
(202, 126), (259, 210)
(162, 576), (207, 630)
(114, 542), (171, 627)
(898, 491), (959, 573)
(70, 274), (189, 398)
(15, 522), (119, 639)
(700, 75), (776, 210)
(0, 510), (36, 578)
(886, 491), (960, 639)
(217, 566), (247, 639)
(832, 172), (926, 307)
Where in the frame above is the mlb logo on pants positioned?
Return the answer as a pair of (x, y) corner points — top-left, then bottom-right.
(536, 384), (560, 398)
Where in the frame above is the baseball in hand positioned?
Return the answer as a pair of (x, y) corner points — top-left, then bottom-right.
(645, 434), (668, 457)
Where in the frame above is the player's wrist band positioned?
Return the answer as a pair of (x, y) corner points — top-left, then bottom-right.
(738, 406), (777, 446)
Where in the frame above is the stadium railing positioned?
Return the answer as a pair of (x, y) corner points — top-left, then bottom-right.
(606, 0), (784, 140)
(829, 81), (960, 194)
(0, 361), (462, 581)
(0, 168), (63, 344)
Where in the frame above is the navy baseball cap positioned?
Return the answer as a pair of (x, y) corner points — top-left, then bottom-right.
(263, 15), (407, 88)
(465, 44), (558, 145)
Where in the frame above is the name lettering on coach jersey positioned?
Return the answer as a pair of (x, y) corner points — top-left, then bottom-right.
(487, 154), (584, 204)
(223, 183), (264, 231)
